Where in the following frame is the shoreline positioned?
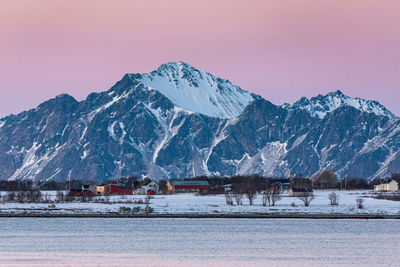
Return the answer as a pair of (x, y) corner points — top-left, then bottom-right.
(1, 213), (400, 219)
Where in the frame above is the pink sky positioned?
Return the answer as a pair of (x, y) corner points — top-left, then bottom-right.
(0, 0), (399, 117)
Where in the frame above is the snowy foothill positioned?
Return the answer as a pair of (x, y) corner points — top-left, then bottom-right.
(1, 190), (400, 216)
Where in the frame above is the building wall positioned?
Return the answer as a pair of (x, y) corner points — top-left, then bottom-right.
(375, 181), (398, 191)
(97, 186), (105, 195)
(288, 189), (313, 197)
(386, 181), (398, 191)
(167, 183), (173, 193)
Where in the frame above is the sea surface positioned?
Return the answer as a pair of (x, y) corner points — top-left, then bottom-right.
(0, 218), (399, 266)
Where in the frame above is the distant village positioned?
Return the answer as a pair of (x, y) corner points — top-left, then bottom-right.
(43, 172), (400, 199)
(0, 171), (399, 206)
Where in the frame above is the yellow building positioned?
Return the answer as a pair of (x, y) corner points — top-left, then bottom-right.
(96, 185), (105, 195)
(374, 179), (399, 191)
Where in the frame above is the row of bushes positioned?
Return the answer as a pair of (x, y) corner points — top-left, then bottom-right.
(225, 191), (366, 209)
(0, 191), (154, 204)
(373, 192), (400, 201)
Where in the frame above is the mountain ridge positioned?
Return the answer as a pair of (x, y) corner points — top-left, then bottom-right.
(0, 62), (399, 181)
(283, 89), (396, 119)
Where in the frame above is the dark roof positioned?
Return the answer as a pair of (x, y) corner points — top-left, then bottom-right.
(291, 188), (313, 192)
(381, 179), (396, 184)
(69, 189), (82, 193)
(171, 180), (209, 186)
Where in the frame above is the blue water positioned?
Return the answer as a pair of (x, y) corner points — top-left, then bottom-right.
(0, 218), (399, 266)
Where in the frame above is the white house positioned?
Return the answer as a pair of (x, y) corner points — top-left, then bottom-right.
(138, 180), (159, 195)
(374, 179), (399, 191)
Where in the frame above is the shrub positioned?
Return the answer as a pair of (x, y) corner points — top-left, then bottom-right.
(298, 192), (315, 207)
(225, 193), (234, 205)
(328, 192), (340, 206)
(356, 198), (364, 209)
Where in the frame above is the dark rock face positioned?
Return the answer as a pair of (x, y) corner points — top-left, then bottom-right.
(0, 63), (399, 182)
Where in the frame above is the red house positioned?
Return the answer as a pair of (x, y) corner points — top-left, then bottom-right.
(101, 184), (133, 195)
(68, 189), (94, 197)
(147, 189), (156, 195)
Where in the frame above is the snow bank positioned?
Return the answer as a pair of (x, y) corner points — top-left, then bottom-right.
(1, 190), (400, 216)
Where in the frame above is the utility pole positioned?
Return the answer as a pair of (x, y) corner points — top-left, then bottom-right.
(68, 171), (71, 192)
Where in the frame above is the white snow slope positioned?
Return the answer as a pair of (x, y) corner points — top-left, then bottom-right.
(137, 62), (256, 118)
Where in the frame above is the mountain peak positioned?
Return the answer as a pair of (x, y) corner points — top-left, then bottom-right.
(54, 93), (77, 102)
(287, 90), (396, 119)
(329, 89), (344, 96)
(128, 62), (256, 118)
(157, 61), (192, 69)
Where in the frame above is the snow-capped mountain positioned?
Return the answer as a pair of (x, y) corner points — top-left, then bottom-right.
(0, 62), (399, 182)
(285, 90), (396, 119)
(138, 62), (257, 118)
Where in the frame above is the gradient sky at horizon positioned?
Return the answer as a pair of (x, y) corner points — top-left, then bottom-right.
(0, 0), (399, 117)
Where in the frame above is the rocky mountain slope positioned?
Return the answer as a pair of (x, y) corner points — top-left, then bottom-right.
(0, 62), (399, 181)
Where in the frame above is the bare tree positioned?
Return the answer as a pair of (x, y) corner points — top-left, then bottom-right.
(145, 195), (153, 204)
(26, 189), (33, 203)
(271, 183), (282, 206)
(33, 190), (42, 203)
(230, 180), (245, 205)
(328, 192), (340, 206)
(225, 193), (233, 205)
(7, 191), (16, 202)
(313, 171), (338, 189)
(233, 188), (244, 205)
(298, 192), (315, 207)
(25, 189), (42, 203)
(241, 177), (257, 205)
(65, 194), (74, 202)
(56, 191), (65, 203)
(356, 198), (364, 209)
(80, 195), (88, 203)
(16, 191), (26, 203)
(262, 190), (271, 206)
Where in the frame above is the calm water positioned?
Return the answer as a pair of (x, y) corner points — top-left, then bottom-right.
(0, 218), (399, 266)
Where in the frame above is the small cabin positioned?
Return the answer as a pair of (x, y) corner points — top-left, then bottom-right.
(374, 179), (399, 191)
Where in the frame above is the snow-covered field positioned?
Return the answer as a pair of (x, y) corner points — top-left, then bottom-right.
(1, 190), (400, 216)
